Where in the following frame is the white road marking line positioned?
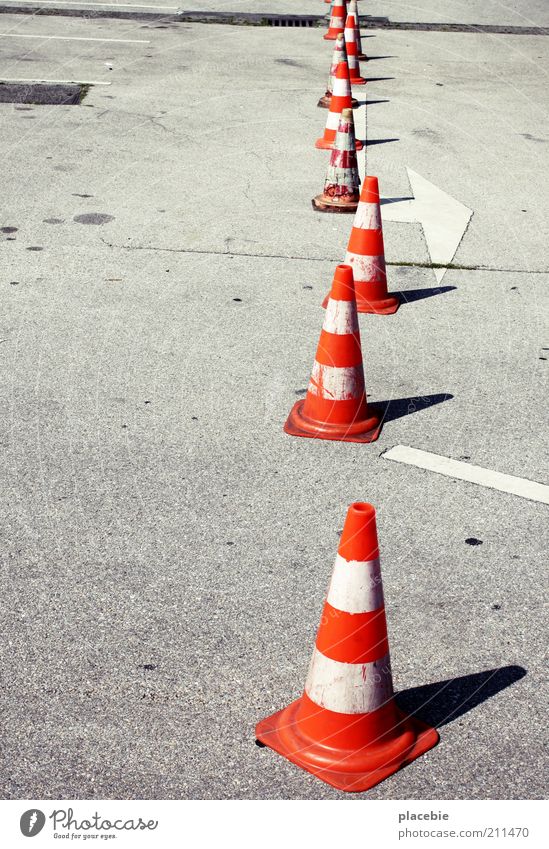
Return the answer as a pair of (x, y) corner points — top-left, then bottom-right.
(0, 76), (111, 85)
(383, 445), (549, 506)
(0, 33), (150, 43)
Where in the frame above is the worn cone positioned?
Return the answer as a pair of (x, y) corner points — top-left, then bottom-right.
(324, 0), (347, 40)
(284, 265), (380, 443)
(312, 109), (360, 213)
(316, 61), (363, 150)
(318, 35), (358, 109)
(349, 0), (367, 59)
(256, 502), (439, 792)
(345, 13), (366, 84)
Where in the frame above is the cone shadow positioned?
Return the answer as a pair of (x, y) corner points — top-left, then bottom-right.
(373, 393), (453, 423)
(362, 77), (395, 83)
(365, 138), (399, 147)
(381, 196), (414, 205)
(396, 666), (527, 728)
(395, 285), (457, 303)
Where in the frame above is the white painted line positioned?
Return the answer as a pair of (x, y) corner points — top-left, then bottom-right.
(383, 445), (549, 505)
(0, 33), (150, 43)
(0, 76), (111, 85)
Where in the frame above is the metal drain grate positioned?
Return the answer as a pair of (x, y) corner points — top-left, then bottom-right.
(261, 16), (317, 27)
(0, 81), (89, 105)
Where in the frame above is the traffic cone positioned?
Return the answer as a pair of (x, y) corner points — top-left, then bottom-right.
(322, 176), (399, 313)
(318, 35), (358, 109)
(349, 0), (367, 59)
(345, 13), (366, 84)
(256, 501), (439, 792)
(324, 0), (347, 40)
(284, 264), (381, 443)
(344, 176), (399, 313)
(312, 109), (360, 213)
(316, 61), (363, 151)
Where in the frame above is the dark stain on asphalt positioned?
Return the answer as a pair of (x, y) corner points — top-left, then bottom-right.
(74, 213), (115, 225)
(10, 281), (19, 285)
(232, 297), (242, 302)
(275, 58), (305, 68)
(72, 193), (94, 198)
(26, 246), (44, 251)
(491, 604), (501, 610)
(520, 133), (547, 143)
(465, 538), (483, 546)
(43, 218), (64, 224)
(1, 226), (18, 233)
(142, 664), (157, 671)
(303, 285), (313, 290)
(295, 389), (307, 396)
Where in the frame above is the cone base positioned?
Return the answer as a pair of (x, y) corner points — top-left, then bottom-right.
(324, 33), (340, 41)
(312, 194), (359, 214)
(321, 293), (400, 314)
(350, 77), (367, 85)
(358, 53), (368, 61)
(318, 94), (359, 109)
(284, 399), (381, 444)
(316, 137), (364, 151)
(256, 699), (439, 793)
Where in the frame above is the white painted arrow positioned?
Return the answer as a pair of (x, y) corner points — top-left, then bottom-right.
(381, 168), (473, 283)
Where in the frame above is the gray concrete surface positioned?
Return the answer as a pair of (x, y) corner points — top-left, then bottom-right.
(0, 6), (548, 800)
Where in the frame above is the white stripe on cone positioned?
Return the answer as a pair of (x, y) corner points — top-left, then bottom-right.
(327, 554), (384, 613)
(326, 110), (343, 130)
(332, 76), (350, 97)
(324, 166), (357, 193)
(345, 26), (355, 43)
(345, 251), (386, 283)
(305, 649), (394, 714)
(323, 299), (359, 335)
(308, 361), (364, 401)
(353, 200), (381, 230)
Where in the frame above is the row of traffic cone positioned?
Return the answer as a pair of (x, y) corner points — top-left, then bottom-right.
(319, 9), (366, 110)
(256, 4), (440, 794)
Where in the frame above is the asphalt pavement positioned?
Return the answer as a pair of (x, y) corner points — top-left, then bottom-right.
(0, 2), (547, 800)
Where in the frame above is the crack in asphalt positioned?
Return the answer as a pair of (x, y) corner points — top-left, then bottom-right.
(98, 238), (548, 274)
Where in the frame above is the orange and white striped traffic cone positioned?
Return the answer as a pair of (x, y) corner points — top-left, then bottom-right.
(284, 264), (381, 443)
(345, 12), (366, 84)
(312, 108), (360, 213)
(318, 34), (358, 109)
(343, 176), (400, 314)
(324, 0), (347, 40)
(349, 0), (367, 59)
(256, 501), (439, 792)
(316, 61), (363, 150)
